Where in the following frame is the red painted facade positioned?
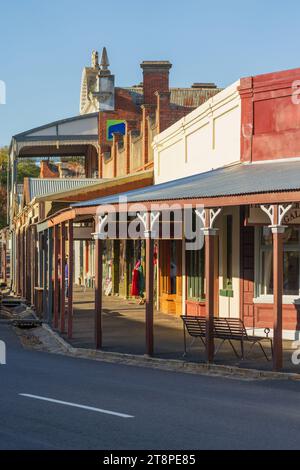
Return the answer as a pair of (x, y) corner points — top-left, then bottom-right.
(239, 68), (300, 333)
(240, 67), (300, 162)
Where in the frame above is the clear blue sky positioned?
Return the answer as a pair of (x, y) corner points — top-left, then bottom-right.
(0, 0), (299, 146)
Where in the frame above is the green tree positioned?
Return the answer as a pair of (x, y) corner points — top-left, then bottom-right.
(0, 146), (8, 186)
(0, 146), (40, 229)
(0, 148), (8, 228)
(0, 187), (7, 228)
(17, 159), (40, 182)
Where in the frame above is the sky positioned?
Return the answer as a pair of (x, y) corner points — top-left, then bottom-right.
(0, 0), (300, 146)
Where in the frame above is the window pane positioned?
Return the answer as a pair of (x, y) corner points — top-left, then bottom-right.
(226, 215), (233, 288)
(259, 227), (300, 296)
(284, 227), (300, 244)
(261, 250), (273, 295)
(187, 248), (205, 300)
(284, 251), (299, 295)
(170, 241), (177, 295)
(261, 227), (272, 246)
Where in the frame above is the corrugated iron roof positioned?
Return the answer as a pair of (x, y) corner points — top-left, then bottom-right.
(28, 178), (100, 201)
(170, 88), (222, 108)
(122, 86), (222, 108)
(73, 160), (300, 208)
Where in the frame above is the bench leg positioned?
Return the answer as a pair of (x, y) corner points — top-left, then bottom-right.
(245, 340), (272, 362)
(183, 332), (205, 358)
(215, 339), (241, 359)
(215, 339), (225, 357)
(228, 339), (241, 359)
(245, 341), (256, 360)
(258, 341), (272, 362)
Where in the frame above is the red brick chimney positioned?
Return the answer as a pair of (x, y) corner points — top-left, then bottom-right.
(141, 61), (172, 106)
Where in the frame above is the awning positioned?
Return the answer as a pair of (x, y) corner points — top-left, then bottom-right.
(10, 113), (98, 158)
(73, 160), (300, 208)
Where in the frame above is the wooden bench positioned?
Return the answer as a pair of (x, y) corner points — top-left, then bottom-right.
(181, 315), (273, 361)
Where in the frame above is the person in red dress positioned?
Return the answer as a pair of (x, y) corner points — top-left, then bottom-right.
(131, 259), (145, 304)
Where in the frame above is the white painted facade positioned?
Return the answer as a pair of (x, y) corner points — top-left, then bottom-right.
(153, 80), (242, 320)
(153, 80), (241, 184)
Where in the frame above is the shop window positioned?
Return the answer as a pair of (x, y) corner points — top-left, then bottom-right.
(220, 215), (233, 297)
(258, 226), (300, 297)
(186, 248), (205, 301)
(160, 240), (181, 296)
(170, 241), (177, 294)
(225, 215), (233, 290)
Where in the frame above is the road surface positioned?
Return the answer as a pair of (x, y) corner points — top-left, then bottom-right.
(1, 322), (300, 450)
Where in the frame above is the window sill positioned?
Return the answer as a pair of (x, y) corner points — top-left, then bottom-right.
(253, 295), (300, 305)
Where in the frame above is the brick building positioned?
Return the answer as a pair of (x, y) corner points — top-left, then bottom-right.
(7, 47), (221, 308)
(80, 48), (222, 178)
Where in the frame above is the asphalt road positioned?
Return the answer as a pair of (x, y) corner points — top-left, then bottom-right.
(1, 322), (300, 450)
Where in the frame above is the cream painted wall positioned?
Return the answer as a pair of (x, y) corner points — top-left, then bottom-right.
(153, 80), (241, 183)
(216, 207), (240, 319)
(103, 158), (114, 178)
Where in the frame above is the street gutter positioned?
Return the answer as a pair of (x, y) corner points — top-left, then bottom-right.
(19, 323), (298, 382)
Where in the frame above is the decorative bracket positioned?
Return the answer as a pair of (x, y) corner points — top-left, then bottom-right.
(93, 214), (108, 240)
(195, 207), (222, 231)
(260, 204), (274, 225)
(195, 208), (206, 227)
(136, 212), (147, 231)
(278, 204), (293, 225)
(137, 211), (160, 238)
(260, 204), (292, 227)
(210, 208), (222, 228)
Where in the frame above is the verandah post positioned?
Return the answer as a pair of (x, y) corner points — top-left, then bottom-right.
(204, 228), (215, 363)
(47, 227), (53, 324)
(270, 203), (286, 371)
(94, 236), (103, 349)
(67, 221), (74, 339)
(272, 226), (284, 371)
(53, 224), (59, 329)
(60, 222), (66, 333)
(260, 203), (288, 371)
(200, 208), (221, 364)
(145, 212), (154, 356)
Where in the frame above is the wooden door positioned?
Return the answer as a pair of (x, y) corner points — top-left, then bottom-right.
(159, 240), (182, 315)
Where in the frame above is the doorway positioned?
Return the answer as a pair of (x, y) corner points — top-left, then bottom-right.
(159, 240), (182, 315)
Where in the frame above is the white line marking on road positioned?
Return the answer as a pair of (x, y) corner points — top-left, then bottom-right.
(19, 394), (134, 419)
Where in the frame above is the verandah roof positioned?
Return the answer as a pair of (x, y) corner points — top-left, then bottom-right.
(72, 160), (300, 208)
(36, 159), (300, 230)
(25, 178), (101, 203)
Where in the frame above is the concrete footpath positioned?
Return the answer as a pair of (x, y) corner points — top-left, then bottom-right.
(14, 322), (300, 382)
